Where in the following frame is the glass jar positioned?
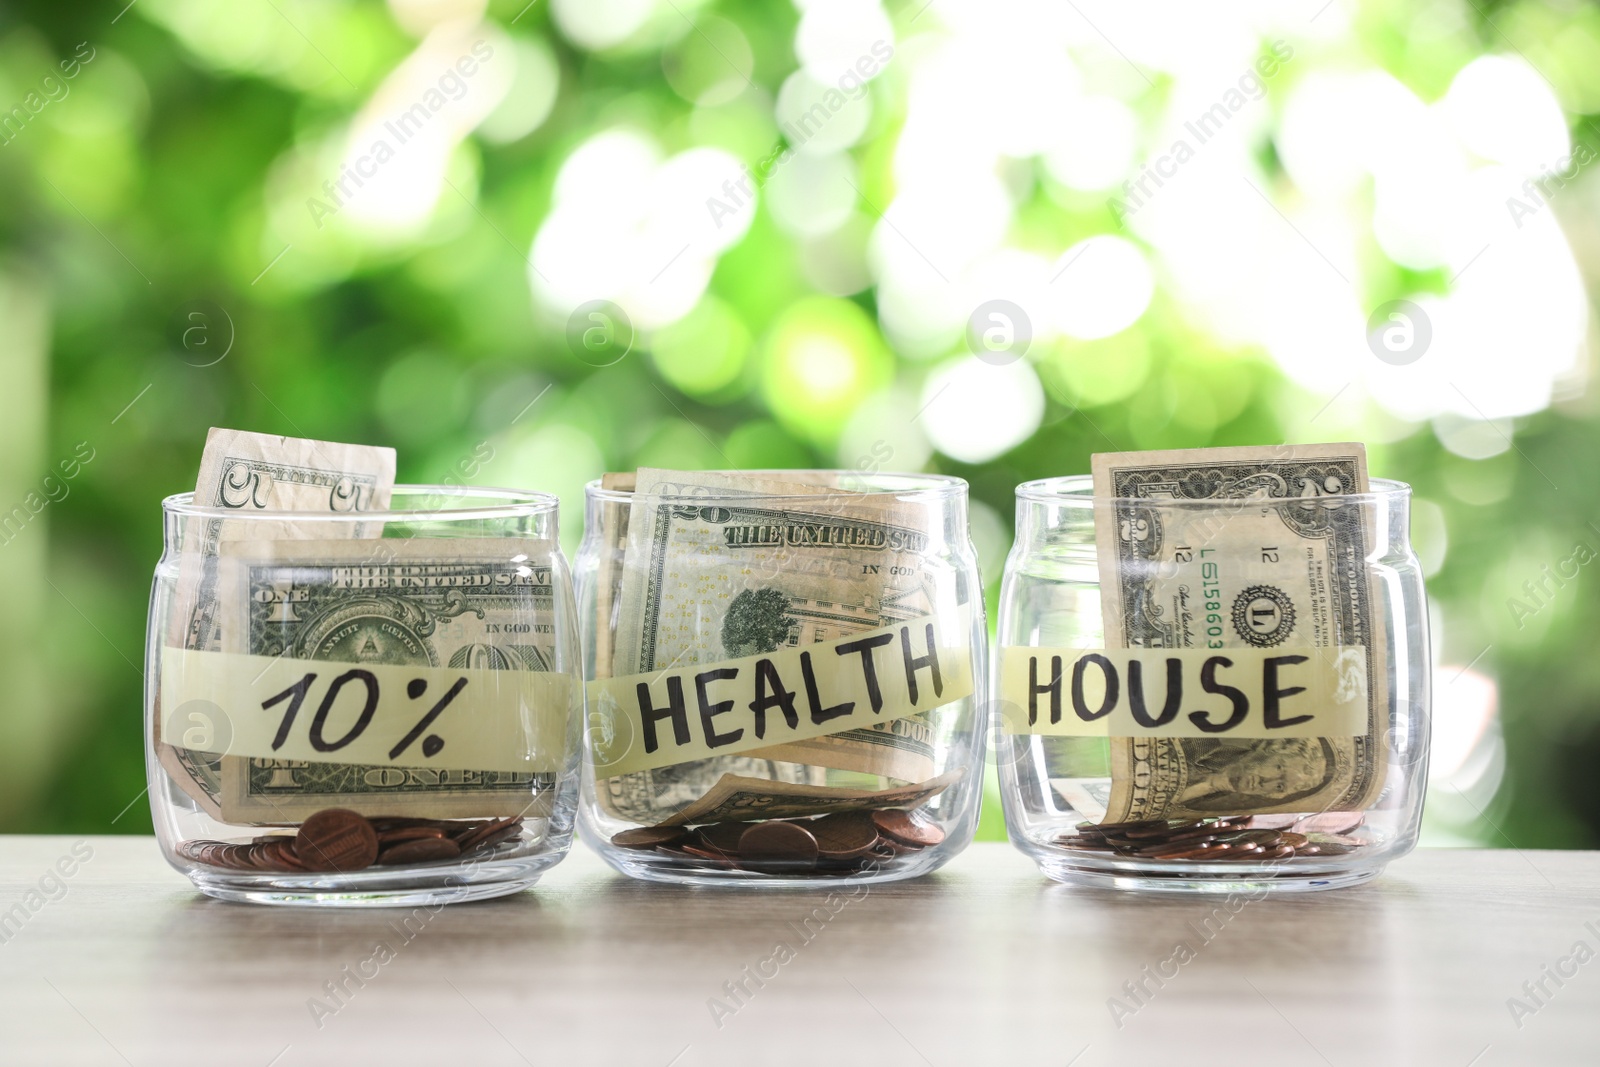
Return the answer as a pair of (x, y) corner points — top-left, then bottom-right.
(146, 486), (583, 906)
(575, 471), (987, 885)
(995, 475), (1429, 892)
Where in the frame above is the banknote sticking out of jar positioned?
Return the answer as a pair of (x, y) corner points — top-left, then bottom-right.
(147, 429), (583, 906)
(575, 469), (989, 885)
(993, 444), (1429, 893)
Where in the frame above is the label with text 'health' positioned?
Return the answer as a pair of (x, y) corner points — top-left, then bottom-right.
(998, 646), (1369, 738)
(588, 617), (972, 778)
(160, 647), (575, 772)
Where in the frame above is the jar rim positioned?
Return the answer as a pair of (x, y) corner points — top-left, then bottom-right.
(161, 484), (559, 522)
(1013, 475), (1413, 505)
(584, 470), (968, 504)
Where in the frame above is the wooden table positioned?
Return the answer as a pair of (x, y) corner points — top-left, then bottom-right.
(0, 839), (1594, 1065)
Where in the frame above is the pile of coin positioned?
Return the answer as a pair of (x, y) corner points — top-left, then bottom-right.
(177, 809), (525, 873)
(611, 807), (946, 875)
(1058, 812), (1367, 862)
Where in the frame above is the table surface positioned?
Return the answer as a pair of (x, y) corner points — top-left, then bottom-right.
(0, 839), (1595, 1066)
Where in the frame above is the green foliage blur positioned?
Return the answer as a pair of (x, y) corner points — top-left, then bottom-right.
(1, 0), (1597, 849)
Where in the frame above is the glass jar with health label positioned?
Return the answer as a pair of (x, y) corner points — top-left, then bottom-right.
(994, 445), (1430, 892)
(575, 469), (988, 885)
(146, 486), (583, 906)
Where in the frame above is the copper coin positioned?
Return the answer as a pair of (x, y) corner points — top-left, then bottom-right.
(456, 817), (522, 853)
(870, 809), (945, 848)
(1121, 819), (1205, 841)
(678, 844), (739, 867)
(447, 821), (484, 842)
(216, 844), (252, 870)
(612, 826), (690, 851)
(268, 839), (308, 871)
(1299, 841), (1359, 856)
(376, 836), (462, 866)
(468, 824), (523, 853)
(1292, 812), (1365, 836)
(295, 809), (379, 872)
(737, 821), (819, 870)
(1094, 819), (1172, 833)
(378, 826), (448, 845)
(810, 812), (881, 859)
(1060, 838), (1115, 852)
(1213, 828), (1283, 848)
(1150, 823), (1226, 847)
(872, 836), (916, 855)
(1142, 841), (1237, 860)
(371, 816), (447, 833)
(1216, 844), (1267, 861)
(695, 822), (752, 855)
(1278, 832), (1309, 850)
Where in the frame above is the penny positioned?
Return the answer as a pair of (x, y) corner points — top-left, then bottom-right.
(1221, 843), (1266, 860)
(1095, 819), (1172, 833)
(268, 839), (308, 870)
(1278, 832), (1309, 850)
(1151, 823), (1226, 847)
(870, 809), (945, 848)
(1120, 820), (1197, 840)
(695, 822), (752, 856)
(1144, 841), (1237, 860)
(456, 817), (521, 853)
(378, 826), (449, 845)
(469, 824), (523, 853)
(376, 836), (462, 866)
(872, 834), (917, 855)
(612, 826), (690, 851)
(371, 816), (448, 833)
(295, 809), (379, 872)
(1212, 828), (1283, 849)
(1060, 838), (1116, 852)
(218, 844), (253, 870)
(810, 812), (881, 859)
(738, 821), (820, 870)
(678, 844), (739, 866)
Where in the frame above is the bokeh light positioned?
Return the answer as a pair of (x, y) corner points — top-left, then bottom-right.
(6, 0), (1600, 854)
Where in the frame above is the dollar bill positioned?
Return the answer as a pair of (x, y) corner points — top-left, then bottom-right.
(659, 768), (964, 827)
(158, 429), (395, 817)
(1092, 443), (1386, 821)
(211, 538), (570, 823)
(589, 471), (636, 695)
(599, 468), (962, 824)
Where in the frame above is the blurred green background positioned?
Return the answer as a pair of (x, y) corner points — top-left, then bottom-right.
(1, 0), (1596, 846)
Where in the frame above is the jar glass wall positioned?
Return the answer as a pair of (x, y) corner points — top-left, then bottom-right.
(146, 487), (583, 906)
(995, 476), (1429, 893)
(576, 471), (988, 886)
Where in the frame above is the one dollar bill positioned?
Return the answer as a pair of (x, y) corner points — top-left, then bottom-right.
(1091, 443), (1387, 821)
